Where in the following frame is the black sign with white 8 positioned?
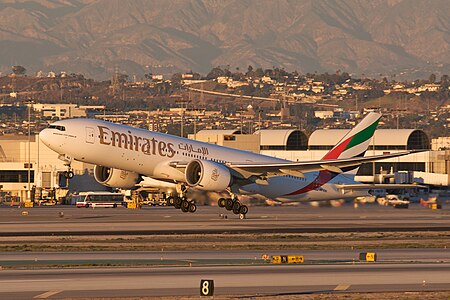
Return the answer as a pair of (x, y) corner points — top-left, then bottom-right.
(200, 279), (214, 296)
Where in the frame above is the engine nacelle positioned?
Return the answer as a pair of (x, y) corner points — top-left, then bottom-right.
(185, 159), (232, 191)
(94, 165), (140, 189)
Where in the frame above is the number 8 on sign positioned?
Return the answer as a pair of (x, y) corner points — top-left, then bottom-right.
(200, 279), (214, 296)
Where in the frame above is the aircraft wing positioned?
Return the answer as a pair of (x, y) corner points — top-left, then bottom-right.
(227, 151), (415, 178)
(335, 183), (426, 190)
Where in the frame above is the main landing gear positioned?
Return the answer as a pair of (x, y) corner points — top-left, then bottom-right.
(166, 185), (197, 213)
(166, 195), (197, 213)
(218, 196), (248, 219)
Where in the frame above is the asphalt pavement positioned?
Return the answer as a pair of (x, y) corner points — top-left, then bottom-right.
(0, 204), (449, 235)
(0, 263), (449, 299)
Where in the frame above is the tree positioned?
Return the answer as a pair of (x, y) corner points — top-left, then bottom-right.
(191, 72), (202, 80)
(171, 73), (182, 82)
(253, 67), (264, 78)
(341, 72), (351, 81)
(117, 74), (128, 84)
(440, 74), (449, 88)
(12, 65), (26, 76)
(429, 73), (436, 83)
(206, 67), (226, 80)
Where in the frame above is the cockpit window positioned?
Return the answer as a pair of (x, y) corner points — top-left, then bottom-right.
(48, 124), (66, 131)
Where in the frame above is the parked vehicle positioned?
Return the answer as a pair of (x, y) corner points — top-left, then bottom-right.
(73, 191), (125, 208)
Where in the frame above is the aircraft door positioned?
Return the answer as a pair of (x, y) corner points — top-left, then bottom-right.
(86, 127), (95, 144)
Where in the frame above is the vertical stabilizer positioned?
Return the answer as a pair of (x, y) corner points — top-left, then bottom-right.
(322, 112), (381, 161)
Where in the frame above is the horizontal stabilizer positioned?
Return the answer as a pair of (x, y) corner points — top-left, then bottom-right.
(228, 151), (418, 177)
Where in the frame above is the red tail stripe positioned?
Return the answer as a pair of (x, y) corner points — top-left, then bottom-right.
(322, 136), (353, 160)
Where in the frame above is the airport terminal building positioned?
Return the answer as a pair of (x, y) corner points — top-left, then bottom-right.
(192, 128), (449, 187)
(0, 134), (90, 203)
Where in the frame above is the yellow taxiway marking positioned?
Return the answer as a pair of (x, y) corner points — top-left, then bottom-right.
(334, 284), (351, 291)
(34, 290), (63, 299)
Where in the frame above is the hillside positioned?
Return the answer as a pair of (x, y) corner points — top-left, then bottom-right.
(0, 0), (449, 79)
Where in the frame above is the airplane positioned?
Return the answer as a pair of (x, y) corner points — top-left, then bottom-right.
(40, 112), (414, 217)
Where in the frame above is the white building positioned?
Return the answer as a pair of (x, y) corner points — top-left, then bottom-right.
(418, 83), (441, 92)
(432, 137), (450, 150)
(189, 130), (260, 153)
(32, 104), (87, 119)
(314, 110), (334, 119)
(0, 134), (89, 202)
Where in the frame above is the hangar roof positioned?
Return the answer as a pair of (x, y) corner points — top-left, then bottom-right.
(309, 129), (429, 149)
(255, 129), (308, 150)
(255, 129), (299, 145)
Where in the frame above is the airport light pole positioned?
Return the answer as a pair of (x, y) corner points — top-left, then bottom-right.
(180, 110), (184, 138)
(27, 100), (33, 202)
(258, 110), (262, 132)
(193, 109), (197, 140)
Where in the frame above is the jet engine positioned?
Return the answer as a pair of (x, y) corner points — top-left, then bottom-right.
(94, 165), (141, 189)
(185, 159), (232, 191)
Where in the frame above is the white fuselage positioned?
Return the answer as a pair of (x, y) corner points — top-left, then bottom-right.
(40, 119), (368, 202)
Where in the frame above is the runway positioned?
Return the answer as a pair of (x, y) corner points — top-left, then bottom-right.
(1, 204), (449, 298)
(1, 262), (450, 299)
(0, 204), (449, 235)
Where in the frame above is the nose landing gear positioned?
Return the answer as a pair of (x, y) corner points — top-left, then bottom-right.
(63, 170), (74, 179)
(58, 154), (74, 179)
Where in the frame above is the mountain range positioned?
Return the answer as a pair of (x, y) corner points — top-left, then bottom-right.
(0, 0), (449, 80)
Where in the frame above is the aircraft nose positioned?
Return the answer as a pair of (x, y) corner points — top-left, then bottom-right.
(39, 128), (52, 147)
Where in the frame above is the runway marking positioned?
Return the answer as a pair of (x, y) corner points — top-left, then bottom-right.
(34, 290), (62, 299)
(334, 284), (350, 291)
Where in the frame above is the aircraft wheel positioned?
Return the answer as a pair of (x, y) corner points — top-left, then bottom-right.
(167, 196), (175, 206)
(218, 198), (226, 208)
(239, 205), (248, 215)
(225, 198), (233, 210)
(188, 203), (197, 213)
(181, 201), (190, 212)
(232, 201), (241, 214)
(174, 197), (182, 209)
(181, 199), (190, 210)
